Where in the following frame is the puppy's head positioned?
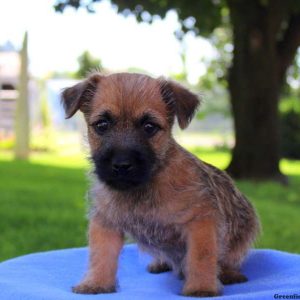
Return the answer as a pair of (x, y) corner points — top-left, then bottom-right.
(62, 73), (199, 191)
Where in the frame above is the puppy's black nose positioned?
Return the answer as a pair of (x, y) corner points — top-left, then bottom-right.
(112, 158), (133, 174)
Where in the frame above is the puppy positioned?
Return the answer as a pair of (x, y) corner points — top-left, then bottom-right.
(62, 72), (259, 297)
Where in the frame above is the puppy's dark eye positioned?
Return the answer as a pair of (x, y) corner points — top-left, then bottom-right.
(143, 122), (160, 137)
(93, 119), (110, 134)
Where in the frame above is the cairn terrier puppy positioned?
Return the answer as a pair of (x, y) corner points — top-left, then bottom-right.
(62, 72), (259, 297)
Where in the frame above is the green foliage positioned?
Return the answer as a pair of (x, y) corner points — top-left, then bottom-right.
(54, 0), (226, 37)
(280, 97), (300, 160)
(0, 139), (14, 150)
(280, 96), (300, 113)
(202, 27), (232, 90)
(49, 70), (76, 79)
(75, 50), (102, 79)
(1, 147), (300, 261)
(0, 132), (57, 152)
(196, 83), (231, 119)
(280, 108), (300, 159)
(194, 24), (232, 119)
(282, 52), (300, 96)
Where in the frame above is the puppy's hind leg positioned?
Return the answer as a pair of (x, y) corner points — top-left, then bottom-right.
(219, 265), (248, 285)
(147, 259), (172, 274)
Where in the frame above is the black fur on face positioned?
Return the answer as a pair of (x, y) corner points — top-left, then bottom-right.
(92, 140), (157, 191)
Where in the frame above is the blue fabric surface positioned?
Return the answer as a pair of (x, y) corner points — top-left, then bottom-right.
(0, 244), (299, 300)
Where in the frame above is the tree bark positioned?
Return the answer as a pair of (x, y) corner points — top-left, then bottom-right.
(226, 0), (300, 183)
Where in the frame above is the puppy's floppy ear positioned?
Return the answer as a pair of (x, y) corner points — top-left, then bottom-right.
(159, 79), (200, 129)
(61, 73), (102, 119)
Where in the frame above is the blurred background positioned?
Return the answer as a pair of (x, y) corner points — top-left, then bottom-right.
(0, 0), (299, 261)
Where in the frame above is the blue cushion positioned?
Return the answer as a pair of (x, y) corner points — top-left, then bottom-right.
(0, 244), (299, 299)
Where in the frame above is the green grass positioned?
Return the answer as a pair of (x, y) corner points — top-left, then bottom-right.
(0, 147), (300, 262)
(0, 151), (89, 261)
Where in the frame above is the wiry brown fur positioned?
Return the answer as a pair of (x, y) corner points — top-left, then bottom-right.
(62, 72), (260, 297)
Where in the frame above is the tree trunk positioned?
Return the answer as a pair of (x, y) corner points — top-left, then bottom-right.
(226, 0), (288, 183)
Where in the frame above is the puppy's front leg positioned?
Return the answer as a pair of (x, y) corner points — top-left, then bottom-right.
(183, 218), (219, 297)
(73, 218), (124, 294)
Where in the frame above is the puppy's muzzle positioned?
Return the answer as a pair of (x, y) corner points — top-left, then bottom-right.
(112, 153), (134, 176)
(93, 146), (156, 191)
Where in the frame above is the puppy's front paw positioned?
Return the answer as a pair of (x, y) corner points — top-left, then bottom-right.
(182, 289), (219, 297)
(182, 285), (219, 298)
(72, 282), (116, 294)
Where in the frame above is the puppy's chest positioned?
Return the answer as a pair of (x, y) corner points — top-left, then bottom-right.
(126, 214), (182, 249)
(106, 201), (183, 248)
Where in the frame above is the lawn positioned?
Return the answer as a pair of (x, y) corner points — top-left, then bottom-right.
(0, 147), (300, 262)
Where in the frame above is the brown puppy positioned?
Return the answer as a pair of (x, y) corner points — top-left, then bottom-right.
(62, 72), (259, 297)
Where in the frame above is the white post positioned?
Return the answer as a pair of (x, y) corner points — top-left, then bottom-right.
(15, 32), (30, 159)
